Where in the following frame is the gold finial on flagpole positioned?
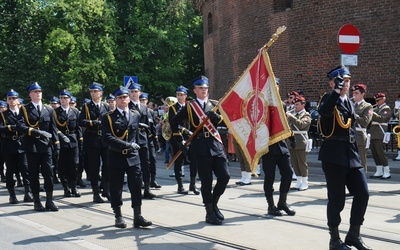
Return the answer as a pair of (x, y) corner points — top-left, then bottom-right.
(263, 26), (287, 49)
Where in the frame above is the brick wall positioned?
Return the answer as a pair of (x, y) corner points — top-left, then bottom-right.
(198, 0), (400, 109)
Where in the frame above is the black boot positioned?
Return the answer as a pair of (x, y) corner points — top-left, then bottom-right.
(143, 182), (156, 199)
(92, 186), (105, 203)
(213, 195), (224, 221)
(133, 206), (152, 228)
(189, 177), (200, 195)
(69, 181), (81, 197)
(101, 181), (111, 201)
(345, 225), (372, 250)
(277, 192), (296, 216)
(114, 207), (127, 228)
(77, 172), (86, 188)
(266, 196), (283, 216)
(177, 179), (188, 194)
(62, 180), (72, 197)
(8, 187), (19, 204)
(45, 191), (59, 211)
(205, 203), (222, 225)
(23, 185), (34, 202)
(150, 177), (162, 188)
(329, 227), (351, 250)
(33, 193), (45, 212)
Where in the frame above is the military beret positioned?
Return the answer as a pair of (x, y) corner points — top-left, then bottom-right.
(5, 89), (19, 98)
(288, 91), (300, 97)
(374, 93), (386, 99)
(176, 85), (188, 94)
(192, 75), (209, 87)
(327, 65), (351, 80)
(293, 96), (306, 103)
(351, 84), (367, 93)
(26, 82), (42, 92)
(89, 82), (104, 91)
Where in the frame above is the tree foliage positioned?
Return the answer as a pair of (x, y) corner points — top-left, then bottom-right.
(0, 0), (203, 103)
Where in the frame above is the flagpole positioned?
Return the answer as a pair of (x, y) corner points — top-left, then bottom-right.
(166, 26), (287, 170)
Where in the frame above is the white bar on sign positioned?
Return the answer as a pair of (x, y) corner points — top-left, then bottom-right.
(339, 35), (360, 44)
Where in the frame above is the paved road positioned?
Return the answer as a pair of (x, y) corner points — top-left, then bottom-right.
(0, 150), (399, 250)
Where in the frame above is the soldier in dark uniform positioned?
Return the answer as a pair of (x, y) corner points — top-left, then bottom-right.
(318, 66), (371, 250)
(170, 76), (230, 225)
(49, 96), (61, 184)
(70, 96), (77, 108)
(17, 82), (60, 212)
(54, 89), (83, 197)
(0, 101), (8, 183)
(106, 94), (116, 111)
(139, 92), (162, 189)
(0, 90), (33, 204)
(78, 82), (111, 203)
(128, 83), (156, 199)
(102, 87), (152, 229)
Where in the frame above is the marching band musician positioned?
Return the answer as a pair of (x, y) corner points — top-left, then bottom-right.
(318, 66), (371, 250)
(54, 89), (83, 198)
(369, 93), (392, 179)
(351, 84), (373, 174)
(0, 89), (33, 204)
(101, 87), (152, 229)
(78, 82), (111, 203)
(286, 95), (311, 191)
(17, 82), (60, 212)
(170, 76), (230, 225)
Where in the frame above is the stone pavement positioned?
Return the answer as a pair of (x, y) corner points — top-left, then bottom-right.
(0, 149), (399, 250)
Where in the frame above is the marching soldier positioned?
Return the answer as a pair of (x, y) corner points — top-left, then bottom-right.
(78, 82), (111, 203)
(168, 86), (199, 194)
(54, 90), (83, 197)
(139, 92), (162, 189)
(17, 82), (60, 212)
(128, 83), (156, 199)
(102, 87), (152, 228)
(170, 76), (230, 225)
(369, 92), (391, 179)
(286, 95), (311, 191)
(351, 84), (373, 173)
(106, 94), (116, 111)
(49, 97), (60, 109)
(0, 89), (33, 204)
(318, 66), (371, 250)
(50, 96), (61, 184)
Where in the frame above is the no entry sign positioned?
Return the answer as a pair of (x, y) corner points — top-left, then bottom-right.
(337, 24), (360, 54)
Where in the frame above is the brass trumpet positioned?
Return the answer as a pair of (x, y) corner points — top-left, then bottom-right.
(393, 125), (400, 143)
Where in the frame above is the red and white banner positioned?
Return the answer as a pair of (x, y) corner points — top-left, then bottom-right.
(218, 48), (292, 171)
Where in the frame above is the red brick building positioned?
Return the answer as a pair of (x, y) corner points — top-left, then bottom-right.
(194, 0), (400, 109)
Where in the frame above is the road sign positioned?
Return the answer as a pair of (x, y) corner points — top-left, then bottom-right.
(124, 76), (138, 88)
(337, 24), (360, 54)
(341, 54), (358, 66)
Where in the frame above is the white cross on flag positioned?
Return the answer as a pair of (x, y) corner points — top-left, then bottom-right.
(218, 47), (292, 171)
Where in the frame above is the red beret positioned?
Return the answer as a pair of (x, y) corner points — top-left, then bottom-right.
(374, 93), (386, 99)
(351, 83), (367, 93)
(293, 96), (306, 103)
(288, 91), (299, 97)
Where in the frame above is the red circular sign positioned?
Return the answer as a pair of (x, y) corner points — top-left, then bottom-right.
(337, 24), (360, 54)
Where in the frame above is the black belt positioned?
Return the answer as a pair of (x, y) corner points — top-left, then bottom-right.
(61, 130), (76, 135)
(325, 135), (356, 143)
(1, 134), (21, 141)
(85, 130), (102, 136)
(197, 131), (211, 138)
(109, 147), (134, 155)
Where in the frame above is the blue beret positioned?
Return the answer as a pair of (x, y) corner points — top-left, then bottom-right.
(26, 82), (42, 92)
(139, 92), (149, 99)
(176, 86), (188, 94)
(5, 89), (19, 98)
(128, 83), (142, 91)
(59, 89), (72, 98)
(327, 65), (351, 80)
(106, 94), (115, 100)
(70, 96), (77, 103)
(0, 100), (7, 108)
(50, 96), (60, 104)
(113, 87), (130, 97)
(192, 75), (209, 87)
(18, 98), (24, 104)
(275, 78), (280, 85)
(89, 82), (104, 91)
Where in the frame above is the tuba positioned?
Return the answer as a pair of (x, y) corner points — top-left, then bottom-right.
(393, 125), (400, 143)
(161, 96), (178, 141)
